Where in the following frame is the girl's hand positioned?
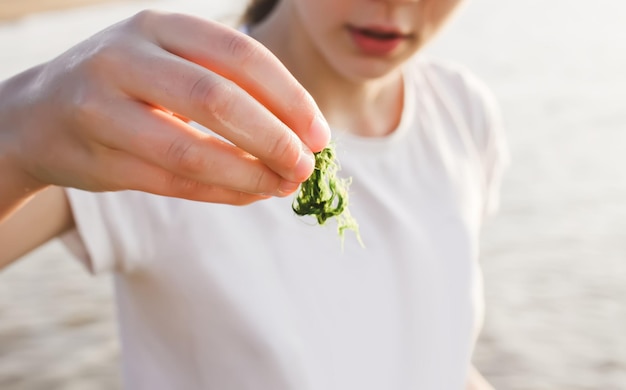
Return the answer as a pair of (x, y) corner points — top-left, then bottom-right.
(0, 10), (330, 206)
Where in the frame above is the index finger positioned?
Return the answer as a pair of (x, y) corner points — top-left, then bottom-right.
(145, 11), (331, 153)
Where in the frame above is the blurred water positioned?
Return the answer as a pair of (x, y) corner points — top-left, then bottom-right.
(1, 0), (625, 389)
(428, 0), (626, 388)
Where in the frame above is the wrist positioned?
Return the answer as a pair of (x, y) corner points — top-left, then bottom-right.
(0, 69), (49, 219)
(0, 153), (48, 222)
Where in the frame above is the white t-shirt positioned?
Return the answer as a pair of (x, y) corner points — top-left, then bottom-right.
(63, 56), (509, 390)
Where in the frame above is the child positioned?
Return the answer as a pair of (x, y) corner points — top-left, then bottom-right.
(0, 0), (507, 388)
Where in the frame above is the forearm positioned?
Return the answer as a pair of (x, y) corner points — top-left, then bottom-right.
(0, 186), (73, 269)
(0, 66), (49, 222)
(0, 68), (74, 269)
(0, 172), (44, 225)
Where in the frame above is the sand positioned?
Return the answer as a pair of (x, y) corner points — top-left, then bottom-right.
(0, 0), (122, 21)
(1, 0), (625, 389)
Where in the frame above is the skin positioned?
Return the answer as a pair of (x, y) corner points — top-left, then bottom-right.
(0, 1), (493, 388)
(251, 0), (463, 137)
(253, 1), (492, 388)
(0, 10), (330, 265)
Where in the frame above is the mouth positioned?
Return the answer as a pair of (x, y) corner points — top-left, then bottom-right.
(352, 27), (411, 40)
(347, 25), (413, 56)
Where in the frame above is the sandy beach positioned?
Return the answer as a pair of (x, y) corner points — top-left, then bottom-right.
(1, 0), (625, 389)
(0, 0), (123, 21)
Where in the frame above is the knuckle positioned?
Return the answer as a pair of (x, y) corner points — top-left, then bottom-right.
(127, 9), (161, 31)
(265, 132), (300, 168)
(250, 167), (276, 194)
(167, 174), (203, 196)
(189, 75), (236, 118)
(253, 169), (267, 192)
(166, 137), (210, 176)
(223, 32), (263, 67)
(81, 29), (129, 73)
(70, 86), (105, 127)
(76, 41), (126, 88)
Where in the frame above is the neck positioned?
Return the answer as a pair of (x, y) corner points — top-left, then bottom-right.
(250, 4), (404, 138)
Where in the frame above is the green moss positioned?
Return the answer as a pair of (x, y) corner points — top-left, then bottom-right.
(292, 144), (362, 245)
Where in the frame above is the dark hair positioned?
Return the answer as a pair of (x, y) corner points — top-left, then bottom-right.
(241, 0), (280, 26)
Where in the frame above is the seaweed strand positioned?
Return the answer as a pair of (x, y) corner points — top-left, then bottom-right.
(292, 145), (362, 244)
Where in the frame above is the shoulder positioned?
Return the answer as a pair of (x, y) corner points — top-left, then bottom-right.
(405, 55), (503, 151)
(407, 55), (499, 115)
(407, 56), (491, 95)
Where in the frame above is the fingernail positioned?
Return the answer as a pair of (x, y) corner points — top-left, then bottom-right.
(309, 113), (331, 152)
(294, 146), (315, 181)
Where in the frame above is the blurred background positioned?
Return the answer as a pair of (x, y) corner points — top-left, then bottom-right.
(0, 0), (625, 389)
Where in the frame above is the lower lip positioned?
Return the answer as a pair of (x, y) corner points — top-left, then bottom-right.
(349, 29), (405, 56)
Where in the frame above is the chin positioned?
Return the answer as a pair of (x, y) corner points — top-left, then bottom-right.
(335, 57), (405, 83)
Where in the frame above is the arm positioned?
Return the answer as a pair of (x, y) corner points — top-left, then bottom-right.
(0, 67), (72, 269)
(0, 65), (47, 223)
(0, 187), (73, 270)
(0, 10), (331, 269)
(0, 11), (327, 204)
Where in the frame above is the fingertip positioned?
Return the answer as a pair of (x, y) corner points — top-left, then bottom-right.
(307, 114), (331, 153)
(293, 146), (315, 182)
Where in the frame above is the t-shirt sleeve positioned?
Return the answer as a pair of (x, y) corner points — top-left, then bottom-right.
(60, 189), (147, 275)
(475, 83), (510, 217)
(419, 58), (511, 218)
(476, 83), (510, 216)
(441, 60), (511, 217)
